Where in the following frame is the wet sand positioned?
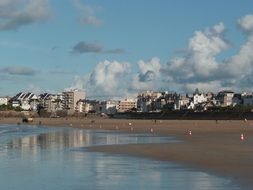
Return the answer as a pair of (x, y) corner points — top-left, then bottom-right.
(1, 117), (253, 187)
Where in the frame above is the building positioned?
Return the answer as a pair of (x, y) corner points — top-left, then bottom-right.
(193, 93), (207, 105)
(62, 90), (85, 114)
(137, 91), (162, 112)
(217, 91), (234, 107)
(242, 93), (253, 106)
(117, 98), (137, 113)
(9, 92), (38, 110)
(101, 100), (119, 114)
(232, 94), (242, 106)
(175, 95), (190, 110)
(0, 97), (8, 106)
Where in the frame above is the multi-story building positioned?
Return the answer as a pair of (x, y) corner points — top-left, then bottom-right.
(175, 94), (190, 110)
(117, 98), (137, 113)
(76, 100), (103, 113)
(101, 100), (119, 114)
(217, 91), (234, 107)
(137, 91), (162, 112)
(62, 90), (85, 114)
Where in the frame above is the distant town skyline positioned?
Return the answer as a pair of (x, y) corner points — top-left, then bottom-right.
(1, 0), (253, 98)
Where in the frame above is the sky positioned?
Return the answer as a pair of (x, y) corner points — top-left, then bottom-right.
(1, 0), (253, 99)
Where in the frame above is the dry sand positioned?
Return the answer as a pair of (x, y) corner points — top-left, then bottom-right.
(1, 117), (253, 187)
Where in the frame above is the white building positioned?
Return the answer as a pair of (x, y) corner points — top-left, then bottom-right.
(193, 93), (207, 105)
(101, 100), (119, 114)
(0, 97), (8, 105)
(21, 100), (31, 110)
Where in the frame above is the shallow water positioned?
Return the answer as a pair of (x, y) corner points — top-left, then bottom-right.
(0, 125), (239, 190)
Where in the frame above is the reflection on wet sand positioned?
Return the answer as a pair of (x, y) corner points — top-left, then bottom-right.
(7, 128), (174, 155)
(0, 125), (239, 190)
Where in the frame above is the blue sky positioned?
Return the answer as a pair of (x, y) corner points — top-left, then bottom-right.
(1, 0), (253, 98)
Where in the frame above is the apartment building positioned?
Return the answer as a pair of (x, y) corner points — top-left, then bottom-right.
(117, 98), (137, 112)
(217, 91), (234, 107)
(62, 90), (85, 114)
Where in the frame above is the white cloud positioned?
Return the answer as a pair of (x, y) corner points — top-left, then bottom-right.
(165, 22), (229, 80)
(131, 57), (162, 91)
(65, 75), (88, 92)
(161, 14), (253, 93)
(67, 13), (253, 97)
(221, 14), (253, 85)
(73, 0), (102, 27)
(161, 22), (231, 92)
(87, 60), (131, 97)
(238, 14), (253, 33)
(0, 0), (52, 30)
(89, 60), (130, 88)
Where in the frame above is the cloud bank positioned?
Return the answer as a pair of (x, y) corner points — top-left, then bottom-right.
(69, 13), (253, 98)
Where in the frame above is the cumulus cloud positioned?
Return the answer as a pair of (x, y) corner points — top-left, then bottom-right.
(160, 14), (253, 93)
(86, 60), (131, 97)
(65, 75), (88, 92)
(73, 0), (102, 27)
(131, 57), (162, 91)
(67, 13), (253, 98)
(68, 61), (132, 98)
(238, 14), (253, 33)
(1, 66), (36, 75)
(72, 41), (125, 54)
(162, 22), (230, 83)
(0, 0), (52, 31)
(161, 22), (231, 91)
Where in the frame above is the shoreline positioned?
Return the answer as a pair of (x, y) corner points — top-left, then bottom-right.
(0, 117), (253, 188)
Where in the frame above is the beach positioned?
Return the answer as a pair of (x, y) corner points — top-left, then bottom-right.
(0, 117), (252, 188)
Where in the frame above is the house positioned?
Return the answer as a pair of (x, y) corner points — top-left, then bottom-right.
(198, 101), (216, 112)
(9, 92), (39, 110)
(0, 97), (8, 106)
(193, 92), (207, 105)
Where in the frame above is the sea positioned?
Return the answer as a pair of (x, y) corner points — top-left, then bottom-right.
(0, 124), (240, 190)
